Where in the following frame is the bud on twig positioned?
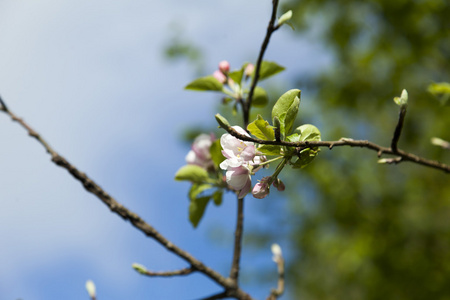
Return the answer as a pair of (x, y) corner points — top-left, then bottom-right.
(85, 280), (96, 300)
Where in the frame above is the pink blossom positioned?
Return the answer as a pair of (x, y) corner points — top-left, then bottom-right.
(213, 70), (227, 83)
(186, 133), (215, 170)
(252, 177), (271, 199)
(218, 60), (230, 73)
(226, 166), (252, 198)
(219, 126), (265, 198)
(244, 63), (255, 77)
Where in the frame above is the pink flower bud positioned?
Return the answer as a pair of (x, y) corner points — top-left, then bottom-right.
(252, 177), (271, 199)
(244, 63), (255, 77)
(213, 70), (227, 83)
(273, 178), (285, 192)
(218, 60), (230, 73)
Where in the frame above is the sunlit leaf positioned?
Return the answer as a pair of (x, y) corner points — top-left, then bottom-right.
(247, 114), (275, 140)
(185, 76), (223, 91)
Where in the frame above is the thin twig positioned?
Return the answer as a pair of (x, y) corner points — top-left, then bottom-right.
(0, 101), (254, 300)
(141, 267), (195, 277)
(229, 197), (245, 283)
(266, 258), (285, 300)
(218, 123), (450, 173)
(0, 94), (9, 112)
(196, 291), (228, 300)
(244, 0), (280, 128)
(391, 105), (407, 153)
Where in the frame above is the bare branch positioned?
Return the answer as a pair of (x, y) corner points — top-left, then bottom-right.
(391, 105), (407, 153)
(244, 0), (280, 127)
(229, 197), (245, 283)
(140, 267), (195, 277)
(217, 123), (450, 173)
(266, 244), (285, 300)
(0, 100), (254, 300)
(196, 291), (228, 300)
(0, 94), (9, 112)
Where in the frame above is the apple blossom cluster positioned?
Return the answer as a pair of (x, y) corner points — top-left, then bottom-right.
(185, 133), (215, 171)
(219, 126), (266, 198)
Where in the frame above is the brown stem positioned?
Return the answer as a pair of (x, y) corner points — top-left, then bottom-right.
(218, 124), (450, 173)
(141, 267), (195, 277)
(244, 0), (280, 128)
(0, 103), (254, 300)
(229, 197), (245, 283)
(391, 105), (407, 153)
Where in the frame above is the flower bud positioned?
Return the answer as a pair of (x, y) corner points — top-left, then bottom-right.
(218, 60), (230, 73)
(252, 177), (271, 199)
(271, 243), (283, 263)
(213, 70), (227, 83)
(273, 178), (285, 191)
(85, 280), (96, 299)
(244, 63), (255, 77)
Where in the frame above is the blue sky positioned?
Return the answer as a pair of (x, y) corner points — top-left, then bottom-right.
(0, 1), (330, 299)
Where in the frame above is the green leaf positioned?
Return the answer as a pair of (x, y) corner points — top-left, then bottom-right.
(258, 61), (285, 81)
(228, 63), (248, 85)
(278, 10), (293, 25)
(212, 189), (223, 206)
(428, 82), (450, 106)
(247, 115), (275, 140)
(185, 76), (223, 91)
(175, 165), (209, 183)
(258, 144), (282, 156)
(189, 183), (213, 200)
(294, 124), (321, 141)
(189, 195), (211, 228)
(272, 89), (301, 137)
(210, 139), (225, 167)
(252, 86), (269, 107)
(292, 148), (319, 169)
(286, 133), (300, 143)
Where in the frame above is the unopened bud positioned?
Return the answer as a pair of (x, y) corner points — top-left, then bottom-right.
(132, 263), (148, 274)
(218, 60), (230, 73)
(85, 280), (96, 299)
(393, 89), (408, 106)
(273, 178), (285, 191)
(213, 70), (227, 83)
(244, 63), (255, 77)
(271, 243), (283, 263)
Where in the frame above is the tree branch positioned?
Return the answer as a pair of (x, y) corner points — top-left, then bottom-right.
(217, 122), (450, 173)
(0, 101), (254, 300)
(244, 0), (280, 128)
(229, 197), (245, 283)
(140, 267), (195, 277)
(391, 105), (407, 153)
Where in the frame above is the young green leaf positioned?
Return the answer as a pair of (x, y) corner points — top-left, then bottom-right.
(175, 165), (209, 183)
(292, 148), (319, 169)
(228, 63), (249, 85)
(247, 114), (275, 140)
(294, 124), (321, 141)
(272, 89), (301, 137)
(257, 144), (282, 156)
(212, 189), (223, 206)
(185, 76), (223, 91)
(252, 86), (269, 107)
(278, 10), (293, 25)
(258, 61), (285, 81)
(189, 195), (211, 228)
(189, 183), (213, 200)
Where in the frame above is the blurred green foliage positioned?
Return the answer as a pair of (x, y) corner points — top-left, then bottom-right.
(278, 0), (450, 299)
